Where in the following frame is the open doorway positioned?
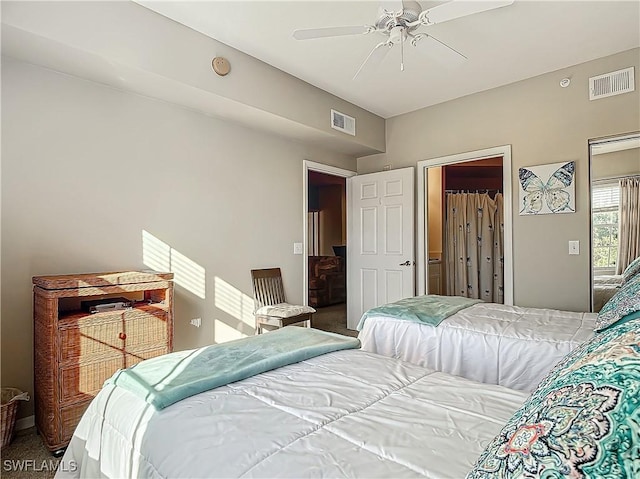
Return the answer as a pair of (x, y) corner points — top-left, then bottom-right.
(302, 161), (356, 336)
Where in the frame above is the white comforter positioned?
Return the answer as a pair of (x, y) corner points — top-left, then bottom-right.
(358, 302), (596, 392)
(593, 274), (623, 285)
(58, 349), (527, 479)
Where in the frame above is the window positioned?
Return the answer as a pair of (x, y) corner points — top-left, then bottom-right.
(592, 182), (620, 272)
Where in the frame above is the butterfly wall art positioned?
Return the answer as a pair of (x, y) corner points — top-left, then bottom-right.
(518, 161), (576, 215)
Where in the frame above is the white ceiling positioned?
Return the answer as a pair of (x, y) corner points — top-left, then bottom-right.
(135, 1), (640, 119)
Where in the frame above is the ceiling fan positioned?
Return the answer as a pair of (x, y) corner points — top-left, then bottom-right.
(293, 0), (514, 79)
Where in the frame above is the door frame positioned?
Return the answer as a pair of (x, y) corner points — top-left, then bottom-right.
(302, 160), (356, 306)
(416, 145), (514, 305)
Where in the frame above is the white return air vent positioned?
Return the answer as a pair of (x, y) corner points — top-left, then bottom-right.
(589, 67), (635, 100)
(331, 109), (356, 136)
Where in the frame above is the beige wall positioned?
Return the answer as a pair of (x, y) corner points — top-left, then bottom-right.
(0, 58), (356, 417)
(427, 166), (443, 257)
(358, 48), (640, 311)
(2, 1), (385, 155)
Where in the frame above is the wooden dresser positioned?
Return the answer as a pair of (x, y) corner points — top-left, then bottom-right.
(32, 271), (174, 454)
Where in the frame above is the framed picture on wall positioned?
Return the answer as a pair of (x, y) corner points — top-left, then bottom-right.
(518, 161), (576, 215)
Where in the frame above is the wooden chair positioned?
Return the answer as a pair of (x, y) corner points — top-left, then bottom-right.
(251, 268), (313, 334)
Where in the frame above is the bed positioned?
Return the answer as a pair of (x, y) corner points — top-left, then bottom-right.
(58, 332), (527, 478)
(357, 296), (597, 391)
(57, 311), (640, 479)
(593, 274), (623, 312)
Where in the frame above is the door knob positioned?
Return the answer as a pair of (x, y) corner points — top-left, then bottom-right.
(399, 260), (412, 266)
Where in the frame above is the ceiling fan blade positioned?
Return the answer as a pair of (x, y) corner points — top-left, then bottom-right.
(420, 0), (514, 25)
(412, 34), (467, 65)
(293, 25), (370, 40)
(353, 41), (393, 80)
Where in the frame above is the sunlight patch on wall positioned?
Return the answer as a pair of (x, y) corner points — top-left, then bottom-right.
(171, 249), (206, 300)
(142, 230), (206, 299)
(142, 230), (171, 272)
(214, 319), (247, 344)
(214, 276), (255, 327)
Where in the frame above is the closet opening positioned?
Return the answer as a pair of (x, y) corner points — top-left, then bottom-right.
(428, 158), (505, 303)
(416, 145), (513, 305)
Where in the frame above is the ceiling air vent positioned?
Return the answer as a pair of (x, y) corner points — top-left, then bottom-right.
(331, 109), (356, 136)
(589, 67), (635, 100)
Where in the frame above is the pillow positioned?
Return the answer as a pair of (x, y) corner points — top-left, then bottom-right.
(467, 315), (640, 479)
(255, 303), (316, 318)
(595, 272), (640, 332)
(622, 256), (640, 284)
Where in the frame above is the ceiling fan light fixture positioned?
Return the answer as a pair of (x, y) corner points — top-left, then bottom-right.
(389, 26), (407, 44)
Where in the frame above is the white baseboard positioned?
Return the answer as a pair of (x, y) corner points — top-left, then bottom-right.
(15, 415), (35, 431)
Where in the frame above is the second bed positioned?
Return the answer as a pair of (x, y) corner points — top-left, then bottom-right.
(357, 296), (596, 391)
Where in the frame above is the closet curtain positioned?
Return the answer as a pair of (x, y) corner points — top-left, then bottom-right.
(616, 176), (640, 274)
(445, 192), (504, 303)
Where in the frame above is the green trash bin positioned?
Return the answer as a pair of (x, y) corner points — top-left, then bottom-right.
(1, 388), (30, 449)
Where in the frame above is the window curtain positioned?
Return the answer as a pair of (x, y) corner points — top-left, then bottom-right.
(616, 176), (640, 274)
(445, 192), (504, 303)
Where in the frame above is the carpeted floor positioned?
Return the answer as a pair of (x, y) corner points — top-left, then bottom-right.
(311, 303), (357, 337)
(1, 303), (355, 474)
(1, 428), (60, 479)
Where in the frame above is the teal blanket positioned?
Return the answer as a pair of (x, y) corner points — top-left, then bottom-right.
(357, 295), (482, 331)
(106, 327), (360, 410)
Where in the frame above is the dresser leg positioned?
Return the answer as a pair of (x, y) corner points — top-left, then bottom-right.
(52, 448), (66, 458)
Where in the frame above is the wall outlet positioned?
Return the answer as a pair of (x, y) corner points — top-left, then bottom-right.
(190, 317), (202, 328)
(383, 164), (391, 171)
(568, 240), (580, 255)
(293, 242), (303, 255)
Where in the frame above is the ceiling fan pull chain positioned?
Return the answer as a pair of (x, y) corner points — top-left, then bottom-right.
(400, 32), (405, 72)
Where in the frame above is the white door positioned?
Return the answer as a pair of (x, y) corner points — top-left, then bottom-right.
(347, 167), (415, 329)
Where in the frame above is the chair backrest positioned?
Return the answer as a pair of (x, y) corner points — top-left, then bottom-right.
(251, 268), (287, 309)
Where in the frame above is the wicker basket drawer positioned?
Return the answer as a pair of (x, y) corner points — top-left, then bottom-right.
(60, 399), (92, 446)
(59, 356), (124, 405)
(58, 345), (167, 443)
(59, 306), (168, 362)
(122, 308), (169, 350)
(125, 345), (168, 368)
(59, 346), (169, 406)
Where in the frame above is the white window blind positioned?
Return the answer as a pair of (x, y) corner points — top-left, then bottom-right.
(592, 184), (620, 209)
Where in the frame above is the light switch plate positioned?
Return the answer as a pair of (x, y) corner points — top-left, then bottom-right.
(293, 242), (303, 255)
(568, 240), (580, 255)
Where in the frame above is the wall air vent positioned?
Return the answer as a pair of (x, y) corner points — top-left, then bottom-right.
(331, 109), (356, 136)
(589, 67), (635, 100)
